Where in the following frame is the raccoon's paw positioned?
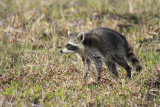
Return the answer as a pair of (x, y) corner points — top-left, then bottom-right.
(98, 76), (101, 81)
(126, 75), (131, 79)
(83, 72), (89, 79)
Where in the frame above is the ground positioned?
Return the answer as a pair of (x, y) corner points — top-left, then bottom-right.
(0, 0), (160, 106)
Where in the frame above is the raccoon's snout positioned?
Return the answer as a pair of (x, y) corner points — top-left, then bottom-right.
(60, 48), (76, 54)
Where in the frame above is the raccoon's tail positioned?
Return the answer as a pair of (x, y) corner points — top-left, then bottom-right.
(126, 47), (142, 72)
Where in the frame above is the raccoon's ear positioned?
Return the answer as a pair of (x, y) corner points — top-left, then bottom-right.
(68, 30), (71, 36)
(77, 32), (85, 42)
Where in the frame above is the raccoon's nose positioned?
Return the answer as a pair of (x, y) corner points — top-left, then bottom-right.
(60, 50), (63, 53)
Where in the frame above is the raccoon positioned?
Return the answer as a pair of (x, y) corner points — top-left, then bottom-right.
(60, 27), (142, 81)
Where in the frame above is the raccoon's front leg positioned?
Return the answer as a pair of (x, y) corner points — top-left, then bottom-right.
(92, 57), (102, 81)
(82, 57), (91, 79)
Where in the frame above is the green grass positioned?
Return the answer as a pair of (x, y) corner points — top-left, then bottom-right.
(0, 0), (160, 106)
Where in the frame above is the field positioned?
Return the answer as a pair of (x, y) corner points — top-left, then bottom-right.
(0, 0), (160, 106)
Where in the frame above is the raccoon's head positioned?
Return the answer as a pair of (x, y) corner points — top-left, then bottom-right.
(60, 31), (85, 54)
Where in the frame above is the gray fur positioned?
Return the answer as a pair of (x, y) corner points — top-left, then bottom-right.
(61, 27), (142, 80)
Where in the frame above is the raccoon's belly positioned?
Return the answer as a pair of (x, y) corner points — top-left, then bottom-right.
(85, 48), (105, 62)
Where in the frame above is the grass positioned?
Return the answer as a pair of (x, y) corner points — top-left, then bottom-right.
(0, 0), (160, 106)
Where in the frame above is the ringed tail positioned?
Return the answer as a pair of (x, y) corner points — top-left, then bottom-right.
(126, 47), (142, 72)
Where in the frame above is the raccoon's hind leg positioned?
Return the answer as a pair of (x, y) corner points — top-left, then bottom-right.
(112, 55), (131, 79)
(82, 56), (91, 79)
(105, 61), (119, 77)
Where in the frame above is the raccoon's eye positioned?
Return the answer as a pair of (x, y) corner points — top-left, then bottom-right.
(66, 43), (79, 51)
(66, 44), (73, 49)
(66, 44), (71, 48)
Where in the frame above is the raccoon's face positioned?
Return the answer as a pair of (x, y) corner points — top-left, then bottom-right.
(60, 31), (85, 54)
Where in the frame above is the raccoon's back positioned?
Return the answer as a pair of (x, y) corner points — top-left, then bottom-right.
(84, 28), (129, 56)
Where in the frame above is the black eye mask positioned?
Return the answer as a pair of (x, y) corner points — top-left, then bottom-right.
(66, 44), (79, 51)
